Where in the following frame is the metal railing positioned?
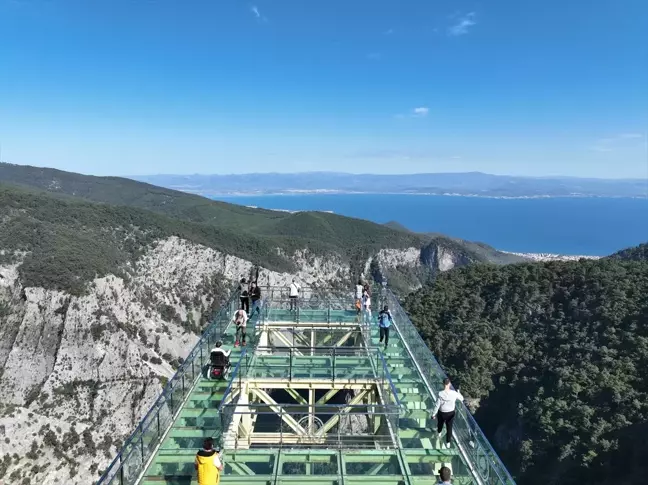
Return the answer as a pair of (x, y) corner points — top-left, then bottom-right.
(96, 288), (240, 485)
(383, 288), (516, 485)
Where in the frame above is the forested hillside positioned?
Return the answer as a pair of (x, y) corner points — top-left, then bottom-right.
(609, 242), (648, 261)
(0, 164), (525, 295)
(404, 253), (648, 485)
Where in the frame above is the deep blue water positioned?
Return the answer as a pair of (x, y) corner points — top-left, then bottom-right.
(213, 194), (648, 256)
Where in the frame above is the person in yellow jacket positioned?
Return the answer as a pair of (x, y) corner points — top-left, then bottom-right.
(195, 438), (223, 485)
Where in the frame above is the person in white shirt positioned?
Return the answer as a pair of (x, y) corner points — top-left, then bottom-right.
(355, 281), (363, 299)
(232, 309), (248, 347)
(362, 289), (371, 323)
(288, 279), (300, 312)
(354, 280), (364, 315)
(431, 377), (464, 447)
(210, 341), (231, 359)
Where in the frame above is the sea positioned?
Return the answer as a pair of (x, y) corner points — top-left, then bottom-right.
(212, 194), (648, 256)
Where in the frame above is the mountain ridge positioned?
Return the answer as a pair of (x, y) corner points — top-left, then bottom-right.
(128, 170), (648, 198)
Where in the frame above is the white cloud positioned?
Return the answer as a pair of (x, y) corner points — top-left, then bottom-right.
(412, 107), (429, 117)
(619, 133), (644, 139)
(448, 12), (476, 36)
(250, 5), (267, 22)
(393, 107), (430, 119)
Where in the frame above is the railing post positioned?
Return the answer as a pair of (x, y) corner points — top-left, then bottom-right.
(140, 425), (145, 462)
(332, 348), (336, 382)
(289, 347), (293, 381)
(156, 410), (160, 438)
(119, 452), (124, 485)
(181, 374), (185, 396)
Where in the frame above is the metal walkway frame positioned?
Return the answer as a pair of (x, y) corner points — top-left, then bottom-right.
(97, 285), (517, 485)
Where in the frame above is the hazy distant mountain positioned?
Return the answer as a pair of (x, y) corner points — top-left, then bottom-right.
(131, 172), (647, 198)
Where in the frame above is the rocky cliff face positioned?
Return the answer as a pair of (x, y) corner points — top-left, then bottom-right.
(0, 236), (470, 484)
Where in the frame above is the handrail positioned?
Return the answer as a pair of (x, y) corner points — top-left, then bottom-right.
(96, 286), (240, 485)
(377, 350), (402, 408)
(217, 348), (248, 410)
(384, 288), (516, 485)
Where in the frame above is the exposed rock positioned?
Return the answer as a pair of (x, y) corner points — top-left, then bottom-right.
(0, 236), (475, 484)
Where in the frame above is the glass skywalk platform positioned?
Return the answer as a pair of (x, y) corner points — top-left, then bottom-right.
(97, 286), (516, 485)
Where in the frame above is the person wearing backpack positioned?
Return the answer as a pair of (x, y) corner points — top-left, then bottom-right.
(239, 278), (249, 313)
(377, 305), (393, 351)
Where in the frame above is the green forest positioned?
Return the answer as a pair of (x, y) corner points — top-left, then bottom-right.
(0, 163), (523, 295)
(404, 249), (648, 485)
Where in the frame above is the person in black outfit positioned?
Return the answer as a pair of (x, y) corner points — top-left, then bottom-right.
(250, 281), (261, 316)
(239, 278), (249, 313)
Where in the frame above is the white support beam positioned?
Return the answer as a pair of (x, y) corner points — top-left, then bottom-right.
(241, 378), (375, 390)
(250, 388), (307, 436)
(270, 329), (304, 355)
(333, 329), (356, 348)
(316, 389), (369, 436)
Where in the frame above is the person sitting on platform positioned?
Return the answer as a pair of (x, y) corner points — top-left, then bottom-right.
(195, 437), (223, 485)
(210, 340), (231, 361)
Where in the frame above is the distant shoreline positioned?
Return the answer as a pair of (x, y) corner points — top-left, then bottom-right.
(201, 191), (648, 200)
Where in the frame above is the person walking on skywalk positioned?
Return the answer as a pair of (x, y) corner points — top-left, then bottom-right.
(432, 378), (464, 448)
(239, 278), (250, 313)
(378, 305), (394, 351)
(289, 279), (300, 312)
(232, 308), (248, 347)
(250, 281), (262, 316)
(195, 438), (223, 485)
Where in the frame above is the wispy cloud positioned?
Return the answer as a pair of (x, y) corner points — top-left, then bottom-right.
(394, 106), (430, 120)
(412, 107), (429, 117)
(394, 107), (430, 119)
(384, 28), (394, 35)
(589, 133), (645, 152)
(367, 52), (381, 61)
(448, 12), (476, 36)
(250, 5), (267, 22)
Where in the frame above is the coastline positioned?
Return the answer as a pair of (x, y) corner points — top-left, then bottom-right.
(200, 190), (647, 200)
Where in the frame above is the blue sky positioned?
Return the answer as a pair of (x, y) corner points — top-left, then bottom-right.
(0, 0), (646, 178)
